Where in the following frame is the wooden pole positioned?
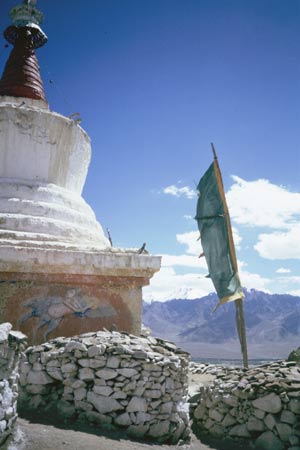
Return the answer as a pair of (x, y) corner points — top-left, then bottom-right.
(210, 143), (249, 368)
(236, 298), (249, 368)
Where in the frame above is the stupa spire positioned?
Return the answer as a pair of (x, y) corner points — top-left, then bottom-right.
(0, 0), (48, 102)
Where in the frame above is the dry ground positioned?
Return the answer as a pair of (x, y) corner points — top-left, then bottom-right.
(13, 418), (213, 450)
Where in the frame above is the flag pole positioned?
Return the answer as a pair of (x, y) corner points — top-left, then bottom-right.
(210, 143), (249, 368)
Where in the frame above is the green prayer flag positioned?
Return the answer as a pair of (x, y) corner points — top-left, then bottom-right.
(195, 159), (243, 311)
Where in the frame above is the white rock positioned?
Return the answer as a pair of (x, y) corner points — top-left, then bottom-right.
(229, 424), (250, 438)
(111, 391), (127, 400)
(171, 418), (186, 443)
(144, 390), (161, 399)
(95, 369), (118, 380)
(59, 400), (76, 418)
(0, 324), (12, 343)
(264, 413), (276, 430)
(0, 420), (7, 433)
(78, 359), (90, 368)
(71, 380), (86, 389)
(221, 412), (236, 428)
(93, 386), (113, 397)
(0, 408), (5, 420)
(61, 363), (77, 374)
(87, 345), (106, 358)
(93, 380), (105, 389)
(281, 410), (296, 425)
(74, 388), (87, 401)
(114, 412), (132, 426)
(27, 370), (53, 385)
(148, 420), (170, 437)
(74, 400), (93, 411)
(26, 384), (49, 395)
(107, 356), (120, 369)
(252, 393), (282, 414)
(65, 342), (87, 353)
(40, 352), (51, 364)
(276, 422), (292, 442)
(87, 392), (122, 414)
(127, 424), (149, 438)
(133, 387), (145, 397)
(32, 362), (43, 371)
(209, 409), (223, 422)
(85, 411), (112, 424)
(289, 436), (299, 446)
(46, 360), (60, 368)
(210, 423), (225, 437)
(255, 431), (284, 450)
(47, 370), (63, 381)
(254, 408), (265, 419)
(127, 397), (147, 413)
(223, 394), (238, 407)
(160, 402), (173, 414)
(289, 399), (300, 414)
(78, 368), (94, 381)
(247, 417), (265, 432)
(89, 359), (106, 369)
(123, 381), (136, 392)
(117, 368), (138, 378)
(135, 412), (152, 424)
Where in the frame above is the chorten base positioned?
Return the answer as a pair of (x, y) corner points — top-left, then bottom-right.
(0, 248), (160, 344)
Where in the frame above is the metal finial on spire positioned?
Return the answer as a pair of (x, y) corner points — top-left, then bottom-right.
(5, 0), (47, 48)
(24, 0), (38, 5)
(0, 0), (47, 101)
(10, 1), (44, 27)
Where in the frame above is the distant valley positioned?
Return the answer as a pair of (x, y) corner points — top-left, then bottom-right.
(142, 290), (300, 360)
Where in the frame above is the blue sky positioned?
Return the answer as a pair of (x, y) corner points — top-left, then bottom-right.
(1, 0), (300, 300)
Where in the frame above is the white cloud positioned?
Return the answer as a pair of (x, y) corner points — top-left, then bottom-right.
(143, 267), (213, 302)
(254, 224), (300, 260)
(274, 276), (300, 297)
(144, 264), (272, 302)
(176, 231), (201, 255)
(227, 176), (300, 229)
(232, 227), (242, 250)
(146, 173), (300, 301)
(175, 227), (242, 255)
(277, 275), (300, 285)
(239, 269), (271, 293)
(183, 214), (193, 220)
(237, 260), (247, 268)
(144, 249), (271, 302)
(287, 290), (300, 297)
(161, 253), (207, 269)
(276, 268), (291, 274)
(163, 185), (196, 199)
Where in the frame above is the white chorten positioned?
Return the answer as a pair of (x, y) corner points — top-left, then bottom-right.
(0, 1), (160, 344)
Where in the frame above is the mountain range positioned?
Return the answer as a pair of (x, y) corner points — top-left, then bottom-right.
(142, 290), (300, 360)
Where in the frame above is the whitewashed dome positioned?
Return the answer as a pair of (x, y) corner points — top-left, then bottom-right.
(0, 98), (110, 252)
(0, 1), (109, 253)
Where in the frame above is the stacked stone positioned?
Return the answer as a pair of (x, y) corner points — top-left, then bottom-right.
(0, 322), (27, 446)
(192, 360), (300, 450)
(189, 362), (233, 376)
(19, 331), (190, 443)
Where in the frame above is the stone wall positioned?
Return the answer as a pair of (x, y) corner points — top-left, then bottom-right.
(0, 323), (26, 446)
(19, 330), (190, 443)
(191, 361), (300, 450)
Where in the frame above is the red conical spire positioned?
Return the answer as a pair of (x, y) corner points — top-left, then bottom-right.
(0, 1), (47, 102)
